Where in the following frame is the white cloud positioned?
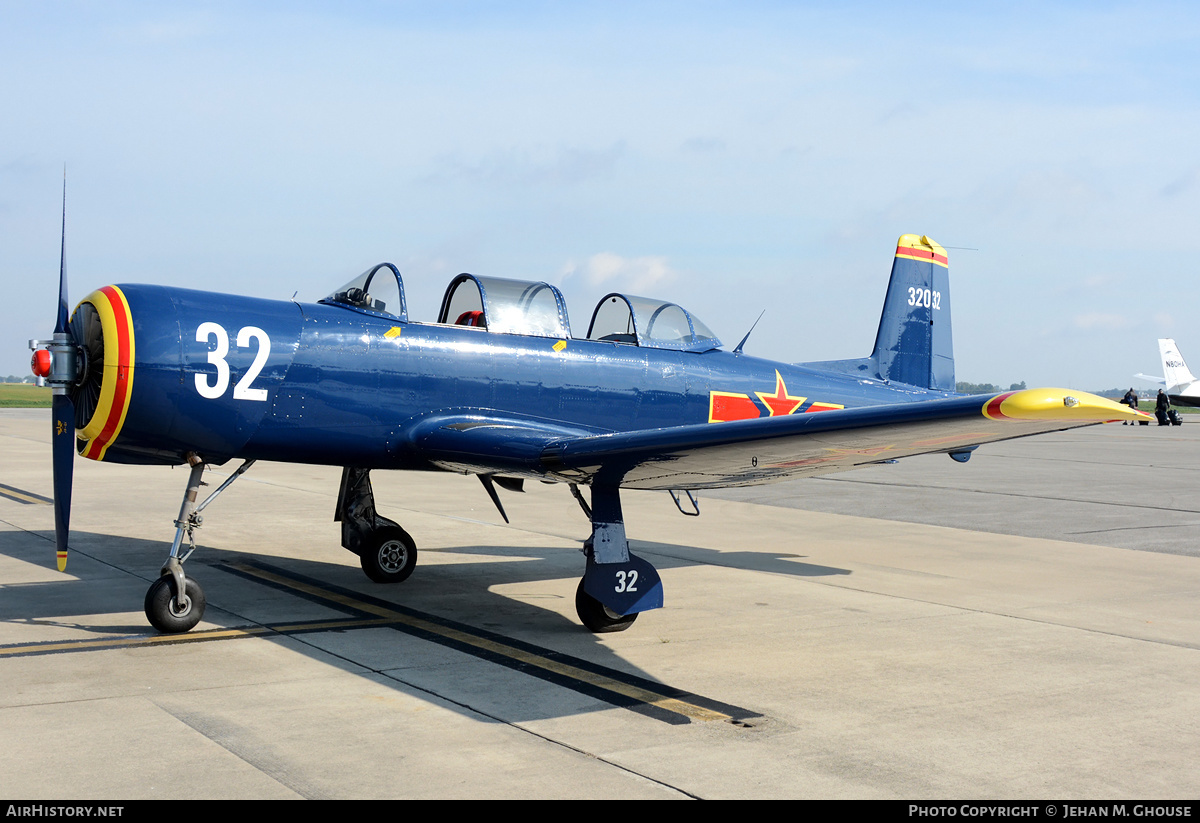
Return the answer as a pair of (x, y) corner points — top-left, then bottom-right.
(560, 252), (678, 294)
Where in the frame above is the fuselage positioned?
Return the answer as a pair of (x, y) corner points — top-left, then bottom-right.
(81, 284), (952, 469)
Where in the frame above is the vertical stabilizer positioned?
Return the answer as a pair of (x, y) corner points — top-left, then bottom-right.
(1159, 339), (1196, 390)
(870, 234), (954, 391)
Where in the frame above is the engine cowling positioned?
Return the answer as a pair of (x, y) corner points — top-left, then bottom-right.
(51, 285), (305, 466)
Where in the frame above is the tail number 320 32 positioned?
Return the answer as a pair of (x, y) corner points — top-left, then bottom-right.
(194, 322), (271, 402)
(907, 287), (942, 310)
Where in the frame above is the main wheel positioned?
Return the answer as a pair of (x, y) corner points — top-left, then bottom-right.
(575, 578), (638, 633)
(360, 526), (418, 584)
(144, 575), (206, 634)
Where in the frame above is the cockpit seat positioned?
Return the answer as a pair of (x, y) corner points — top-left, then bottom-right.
(455, 310), (486, 328)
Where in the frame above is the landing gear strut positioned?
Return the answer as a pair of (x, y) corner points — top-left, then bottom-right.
(145, 453), (255, 633)
(337, 468), (418, 584)
(574, 484), (663, 633)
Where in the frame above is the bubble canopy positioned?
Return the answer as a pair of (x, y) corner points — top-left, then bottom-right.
(438, 274), (572, 338)
(586, 293), (722, 352)
(320, 267), (722, 352)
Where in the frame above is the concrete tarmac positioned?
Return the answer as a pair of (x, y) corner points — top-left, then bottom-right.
(706, 421), (1200, 557)
(1, 410), (1198, 799)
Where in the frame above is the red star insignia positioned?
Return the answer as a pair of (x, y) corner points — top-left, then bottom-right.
(756, 370), (805, 417)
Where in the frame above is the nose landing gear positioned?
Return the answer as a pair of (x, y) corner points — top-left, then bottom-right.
(143, 454), (255, 633)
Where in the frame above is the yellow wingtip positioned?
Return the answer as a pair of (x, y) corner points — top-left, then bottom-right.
(982, 388), (1153, 423)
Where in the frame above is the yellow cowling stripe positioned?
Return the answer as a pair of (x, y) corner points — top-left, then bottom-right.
(77, 287), (136, 460)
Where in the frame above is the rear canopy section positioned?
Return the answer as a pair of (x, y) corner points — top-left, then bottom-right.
(586, 293), (722, 352)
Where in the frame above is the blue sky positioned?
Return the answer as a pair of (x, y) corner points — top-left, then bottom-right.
(3, 1), (1199, 389)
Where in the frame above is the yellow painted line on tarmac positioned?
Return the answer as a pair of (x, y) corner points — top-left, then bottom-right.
(0, 619), (399, 657)
(0, 483), (52, 505)
(0, 625), (272, 656)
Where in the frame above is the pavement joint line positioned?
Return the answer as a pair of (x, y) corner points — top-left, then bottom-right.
(814, 475), (1200, 514)
(797, 576), (1200, 652)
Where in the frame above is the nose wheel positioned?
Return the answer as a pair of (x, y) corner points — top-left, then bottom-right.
(144, 575), (206, 633)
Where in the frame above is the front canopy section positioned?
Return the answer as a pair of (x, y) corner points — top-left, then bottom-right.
(586, 294), (722, 352)
(438, 274), (571, 338)
(321, 263), (408, 322)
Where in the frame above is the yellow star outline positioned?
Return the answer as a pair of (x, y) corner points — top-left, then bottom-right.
(755, 370), (806, 417)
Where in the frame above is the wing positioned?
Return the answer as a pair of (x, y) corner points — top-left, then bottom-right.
(405, 388), (1147, 491)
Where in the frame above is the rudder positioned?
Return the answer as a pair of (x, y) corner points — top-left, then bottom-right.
(1159, 339), (1196, 389)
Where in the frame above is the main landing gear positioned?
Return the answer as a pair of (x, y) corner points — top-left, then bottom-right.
(336, 468), (418, 584)
(335, 472), (666, 633)
(337, 471), (665, 633)
(571, 483), (664, 633)
(142, 462), (665, 636)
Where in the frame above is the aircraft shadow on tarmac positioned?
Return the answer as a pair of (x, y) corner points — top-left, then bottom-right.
(2, 527), (834, 724)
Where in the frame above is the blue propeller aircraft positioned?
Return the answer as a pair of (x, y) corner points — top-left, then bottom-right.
(29, 203), (1149, 634)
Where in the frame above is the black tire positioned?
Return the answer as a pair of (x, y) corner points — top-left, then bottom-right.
(360, 526), (418, 584)
(575, 578), (638, 633)
(144, 575), (206, 634)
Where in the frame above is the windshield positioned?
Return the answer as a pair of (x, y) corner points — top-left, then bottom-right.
(320, 263), (407, 321)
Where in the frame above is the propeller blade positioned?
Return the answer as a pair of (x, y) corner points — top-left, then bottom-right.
(51, 394), (75, 571)
(55, 171), (69, 335)
(49, 171), (74, 572)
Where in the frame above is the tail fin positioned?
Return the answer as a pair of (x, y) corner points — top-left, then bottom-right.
(1159, 339), (1196, 389)
(870, 234), (954, 391)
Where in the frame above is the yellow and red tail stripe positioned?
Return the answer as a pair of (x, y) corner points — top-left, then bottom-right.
(77, 286), (136, 461)
(895, 234), (948, 268)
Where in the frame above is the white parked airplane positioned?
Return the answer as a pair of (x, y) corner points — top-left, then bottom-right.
(1136, 338), (1200, 407)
